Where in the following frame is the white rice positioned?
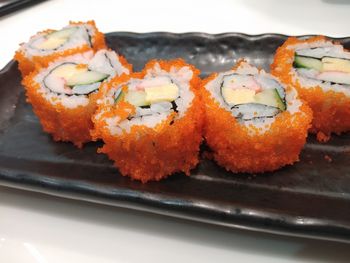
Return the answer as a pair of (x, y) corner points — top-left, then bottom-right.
(287, 39), (350, 97)
(100, 63), (195, 135)
(20, 24), (96, 58)
(34, 50), (129, 109)
(205, 61), (301, 134)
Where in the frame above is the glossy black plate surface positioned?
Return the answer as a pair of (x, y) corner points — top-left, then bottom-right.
(0, 32), (350, 243)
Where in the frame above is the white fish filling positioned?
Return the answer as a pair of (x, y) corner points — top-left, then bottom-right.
(21, 24), (95, 58)
(205, 62), (301, 134)
(34, 50), (129, 109)
(100, 64), (194, 135)
(289, 40), (350, 97)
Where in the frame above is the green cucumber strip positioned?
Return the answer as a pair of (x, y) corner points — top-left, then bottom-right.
(294, 55), (322, 71)
(254, 89), (286, 111)
(125, 91), (149, 107)
(67, 71), (109, 86)
(114, 89), (124, 104)
(71, 83), (100, 95)
(273, 88), (286, 111)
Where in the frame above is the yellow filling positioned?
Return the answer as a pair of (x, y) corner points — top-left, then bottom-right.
(145, 83), (179, 104)
(222, 87), (255, 105)
(322, 57), (350, 73)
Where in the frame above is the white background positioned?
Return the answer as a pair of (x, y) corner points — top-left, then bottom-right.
(1, 0), (350, 262)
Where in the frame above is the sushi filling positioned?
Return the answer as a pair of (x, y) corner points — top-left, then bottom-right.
(294, 47), (350, 86)
(98, 64), (195, 135)
(24, 24), (94, 57)
(30, 26), (91, 51)
(114, 76), (180, 121)
(42, 50), (127, 96)
(43, 63), (108, 96)
(220, 74), (286, 121)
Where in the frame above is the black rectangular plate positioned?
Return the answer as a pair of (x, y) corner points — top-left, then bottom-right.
(1, 32), (350, 243)
(0, 0), (47, 18)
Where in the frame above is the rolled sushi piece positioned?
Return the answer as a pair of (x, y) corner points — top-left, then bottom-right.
(92, 59), (203, 183)
(201, 60), (312, 173)
(22, 49), (131, 147)
(15, 20), (106, 76)
(271, 36), (350, 141)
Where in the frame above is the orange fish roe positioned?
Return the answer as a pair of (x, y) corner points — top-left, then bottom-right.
(92, 59), (203, 183)
(24, 77), (96, 147)
(14, 20), (106, 77)
(22, 53), (132, 148)
(76, 63), (88, 69)
(271, 36), (350, 142)
(201, 62), (312, 173)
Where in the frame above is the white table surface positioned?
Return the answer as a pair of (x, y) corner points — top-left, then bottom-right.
(1, 0), (350, 262)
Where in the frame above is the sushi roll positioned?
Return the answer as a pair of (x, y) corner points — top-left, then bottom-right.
(201, 60), (312, 173)
(22, 49), (131, 147)
(92, 59), (202, 182)
(15, 20), (106, 76)
(271, 36), (350, 141)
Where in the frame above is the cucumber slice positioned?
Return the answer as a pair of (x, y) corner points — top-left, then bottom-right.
(294, 55), (323, 71)
(48, 27), (78, 39)
(114, 89), (124, 104)
(71, 82), (100, 95)
(125, 90), (149, 106)
(254, 89), (286, 111)
(66, 71), (109, 86)
(35, 27), (78, 50)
